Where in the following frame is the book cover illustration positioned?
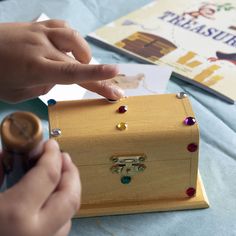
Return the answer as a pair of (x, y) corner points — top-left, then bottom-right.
(88, 0), (236, 103)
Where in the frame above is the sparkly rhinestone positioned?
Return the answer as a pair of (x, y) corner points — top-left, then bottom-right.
(116, 122), (128, 131)
(51, 128), (61, 137)
(186, 187), (196, 197)
(187, 143), (198, 152)
(176, 92), (187, 99)
(184, 117), (196, 126)
(121, 176), (131, 184)
(118, 105), (128, 113)
(47, 99), (57, 106)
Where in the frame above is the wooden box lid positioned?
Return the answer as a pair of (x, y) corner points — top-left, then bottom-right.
(48, 94), (199, 166)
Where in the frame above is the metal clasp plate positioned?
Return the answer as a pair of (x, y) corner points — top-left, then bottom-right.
(110, 155), (146, 184)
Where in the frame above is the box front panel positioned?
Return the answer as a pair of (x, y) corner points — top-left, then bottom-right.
(79, 159), (192, 205)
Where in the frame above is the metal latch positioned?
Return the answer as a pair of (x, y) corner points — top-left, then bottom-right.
(110, 155), (146, 184)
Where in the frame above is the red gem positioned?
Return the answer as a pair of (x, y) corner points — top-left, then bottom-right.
(184, 117), (196, 126)
(118, 105), (128, 113)
(186, 187), (196, 197)
(187, 143), (198, 152)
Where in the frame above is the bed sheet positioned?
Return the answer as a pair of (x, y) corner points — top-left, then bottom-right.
(0, 1), (236, 235)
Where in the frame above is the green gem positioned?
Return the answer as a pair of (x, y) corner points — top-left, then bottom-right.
(121, 176), (131, 184)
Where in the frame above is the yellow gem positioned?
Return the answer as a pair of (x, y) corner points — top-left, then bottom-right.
(116, 122), (128, 131)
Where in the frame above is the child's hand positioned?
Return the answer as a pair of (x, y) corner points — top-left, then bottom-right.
(0, 20), (123, 103)
(0, 139), (81, 236)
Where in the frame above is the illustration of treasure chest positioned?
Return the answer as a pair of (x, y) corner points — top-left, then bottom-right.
(48, 94), (209, 217)
(115, 32), (177, 62)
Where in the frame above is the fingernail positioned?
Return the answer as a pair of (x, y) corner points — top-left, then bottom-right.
(63, 152), (71, 163)
(102, 64), (119, 75)
(49, 139), (59, 149)
(107, 98), (118, 103)
(112, 86), (125, 99)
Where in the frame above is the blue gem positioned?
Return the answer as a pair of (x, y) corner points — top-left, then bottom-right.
(121, 176), (131, 184)
(47, 99), (57, 106)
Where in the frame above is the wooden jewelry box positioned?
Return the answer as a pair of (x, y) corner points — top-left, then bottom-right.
(48, 93), (209, 217)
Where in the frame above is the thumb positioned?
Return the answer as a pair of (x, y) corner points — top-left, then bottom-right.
(41, 59), (119, 85)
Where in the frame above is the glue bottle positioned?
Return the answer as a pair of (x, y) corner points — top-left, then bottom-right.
(0, 111), (43, 188)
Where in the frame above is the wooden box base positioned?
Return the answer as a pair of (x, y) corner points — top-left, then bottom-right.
(75, 174), (209, 218)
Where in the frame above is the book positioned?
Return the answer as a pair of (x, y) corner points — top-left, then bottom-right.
(87, 0), (236, 103)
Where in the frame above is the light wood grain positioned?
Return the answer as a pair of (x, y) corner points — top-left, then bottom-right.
(48, 94), (206, 217)
(76, 174), (209, 218)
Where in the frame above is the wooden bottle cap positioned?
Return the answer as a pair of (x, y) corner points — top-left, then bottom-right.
(0, 112), (43, 154)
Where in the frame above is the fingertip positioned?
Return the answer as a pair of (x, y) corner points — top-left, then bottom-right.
(81, 54), (91, 64)
(61, 153), (79, 176)
(83, 46), (92, 64)
(71, 30), (91, 64)
(111, 86), (125, 100)
(61, 152), (72, 170)
(75, 41), (91, 64)
(62, 152), (71, 163)
(46, 139), (60, 150)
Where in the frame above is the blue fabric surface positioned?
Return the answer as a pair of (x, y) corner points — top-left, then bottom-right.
(0, 1), (236, 235)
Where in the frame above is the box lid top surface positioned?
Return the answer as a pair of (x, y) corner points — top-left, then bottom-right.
(48, 94), (199, 165)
